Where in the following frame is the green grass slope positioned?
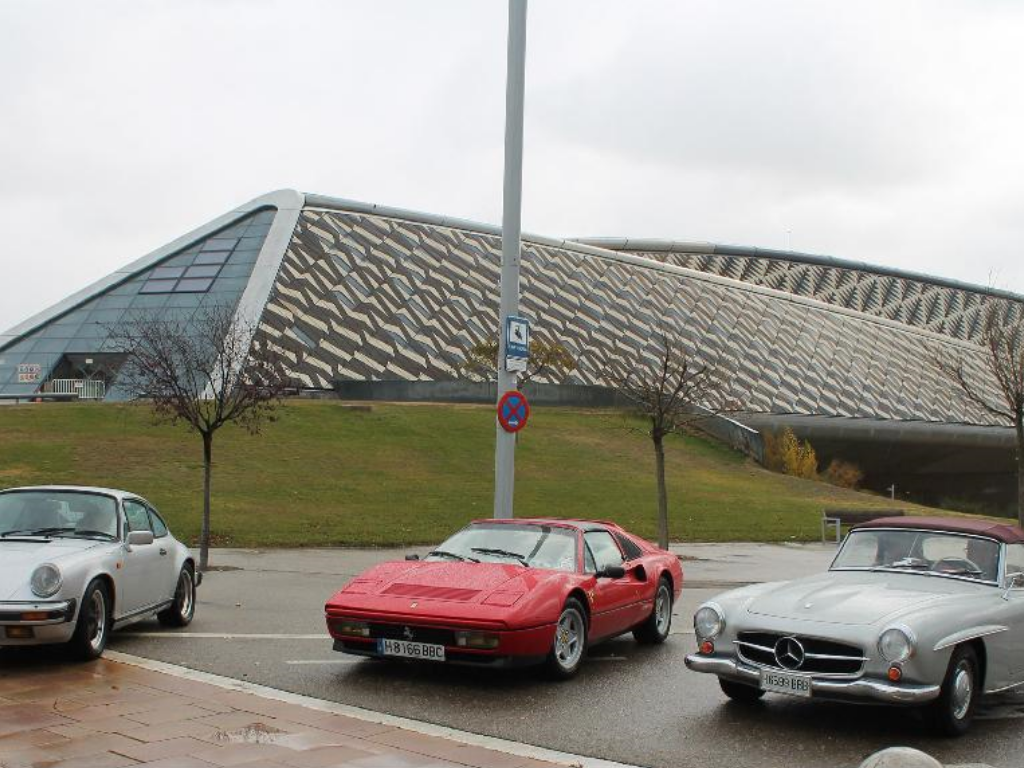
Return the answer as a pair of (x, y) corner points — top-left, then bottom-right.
(0, 401), (944, 546)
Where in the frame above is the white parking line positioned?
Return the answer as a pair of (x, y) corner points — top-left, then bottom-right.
(125, 632), (327, 640)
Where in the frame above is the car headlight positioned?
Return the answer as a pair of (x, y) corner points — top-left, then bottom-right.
(30, 564), (62, 598)
(878, 626), (915, 663)
(694, 603), (724, 640)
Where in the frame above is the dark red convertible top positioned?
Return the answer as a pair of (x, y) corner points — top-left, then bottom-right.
(852, 516), (1024, 544)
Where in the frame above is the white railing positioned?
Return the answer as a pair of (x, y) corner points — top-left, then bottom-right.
(42, 379), (106, 400)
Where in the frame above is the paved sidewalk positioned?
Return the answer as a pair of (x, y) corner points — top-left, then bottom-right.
(0, 654), (562, 768)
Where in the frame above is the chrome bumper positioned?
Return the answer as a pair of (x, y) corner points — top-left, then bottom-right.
(685, 654), (941, 705)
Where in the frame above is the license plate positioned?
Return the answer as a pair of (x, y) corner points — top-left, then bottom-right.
(760, 669), (812, 698)
(378, 638), (446, 662)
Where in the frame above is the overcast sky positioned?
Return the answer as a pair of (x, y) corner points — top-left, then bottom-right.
(2, 0), (1023, 332)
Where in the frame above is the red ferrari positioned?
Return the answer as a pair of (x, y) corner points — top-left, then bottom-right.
(324, 518), (683, 678)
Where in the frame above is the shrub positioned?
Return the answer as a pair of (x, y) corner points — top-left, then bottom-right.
(762, 427), (818, 480)
(824, 459), (864, 489)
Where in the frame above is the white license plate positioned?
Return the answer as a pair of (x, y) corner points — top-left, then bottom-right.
(760, 669), (812, 698)
(378, 638), (446, 662)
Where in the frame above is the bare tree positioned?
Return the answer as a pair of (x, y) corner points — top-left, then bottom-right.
(933, 300), (1024, 527)
(110, 305), (289, 571)
(457, 337), (576, 386)
(615, 334), (734, 549)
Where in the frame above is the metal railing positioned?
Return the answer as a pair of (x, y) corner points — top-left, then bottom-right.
(41, 379), (106, 400)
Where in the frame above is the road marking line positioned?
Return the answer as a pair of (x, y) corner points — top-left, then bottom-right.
(124, 632), (327, 640)
(106, 651), (641, 768)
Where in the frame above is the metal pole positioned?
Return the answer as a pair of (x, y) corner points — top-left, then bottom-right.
(494, 0), (527, 519)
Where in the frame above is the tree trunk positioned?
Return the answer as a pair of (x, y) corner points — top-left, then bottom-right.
(1017, 416), (1024, 530)
(200, 431), (213, 572)
(653, 434), (670, 550)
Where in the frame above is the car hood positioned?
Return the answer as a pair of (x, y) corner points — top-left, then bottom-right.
(340, 560), (558, 604)
(744, 571), (966, 626)
(0, 539), (104, 599)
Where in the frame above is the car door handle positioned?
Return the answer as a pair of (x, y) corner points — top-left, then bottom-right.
(159, 548), (167, 556)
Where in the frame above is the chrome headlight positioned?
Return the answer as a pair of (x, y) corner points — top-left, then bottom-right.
(694, 603), (724, 640)
(30, 563), (62, 598)
(878, 626), (915, 663)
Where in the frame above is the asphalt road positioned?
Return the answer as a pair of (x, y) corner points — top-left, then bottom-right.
(11, 544), (1024, 768)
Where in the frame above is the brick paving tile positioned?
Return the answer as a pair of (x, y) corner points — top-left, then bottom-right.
(131, 758), (216, 768)
(112, 735), (212, 762)
(126, 702), (231, 726)
(34, 752), (140, 768)
(276, 744), (382, 767)
(268, 711), (394, 739)
(368, 730), (533, 768)
(187, 742), (297, 766)
(112, 719), (222, 744)
(0, 727), (70, 752)
(0, 703), (73, 737)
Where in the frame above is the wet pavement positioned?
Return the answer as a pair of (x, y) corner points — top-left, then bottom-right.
(6, 543), (1019, 768)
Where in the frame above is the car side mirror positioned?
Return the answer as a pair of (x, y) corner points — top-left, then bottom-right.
(597, 565), (626, 579)
(126, 530), (154, 548)
(405, 554), (420, 561)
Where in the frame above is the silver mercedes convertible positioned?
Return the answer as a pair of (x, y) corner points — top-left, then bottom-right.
(0, 485), (198, 660)
(685, 516), (1024, 735)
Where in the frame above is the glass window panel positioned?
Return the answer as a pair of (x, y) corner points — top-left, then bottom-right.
(140, 280), (177, 294)
(151, 266), (185, 279)
(174, 278), (214, 293)
(184, 265), (221, 279)
(193, 251), (230, 266)
(200, 237), (239, 252)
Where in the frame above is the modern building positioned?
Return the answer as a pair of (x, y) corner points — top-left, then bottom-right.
(1, 189), (1019, 511)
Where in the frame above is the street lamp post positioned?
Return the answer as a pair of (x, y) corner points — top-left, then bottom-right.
(494, 0), (528, 520)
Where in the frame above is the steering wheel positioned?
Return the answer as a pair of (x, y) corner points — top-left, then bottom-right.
(933, 556), (984, 575)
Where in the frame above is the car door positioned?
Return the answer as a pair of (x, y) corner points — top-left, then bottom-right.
(146, 503), (178, 603)
(584, 530), (644, 640)
(996, 543), (1024, 683)
(120, 499), (166, 615)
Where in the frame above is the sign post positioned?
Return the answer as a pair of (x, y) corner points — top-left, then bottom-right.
(494, 0), (528, 520)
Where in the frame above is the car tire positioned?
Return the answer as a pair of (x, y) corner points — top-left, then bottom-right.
(68, 579), (111, 661)
(719, 678), (766, 703)
(544, 598), (588, 680)
(633, 577), (673, 645)
(928, 644), (980, 737)
(158, 564), (196, 627)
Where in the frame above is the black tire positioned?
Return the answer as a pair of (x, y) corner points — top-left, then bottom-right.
(928, 644), (980, 737)
(634, 577), (673, 645)
(720, 677), (766, 703)
(68, 579), (111, 661)
(158, 565), (196, 627)
(543, 598), (588, 680)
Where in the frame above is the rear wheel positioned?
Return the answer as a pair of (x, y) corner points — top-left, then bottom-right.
(720, 678), (766, 703)
(928, 644), (979, 737)
(544, 598), (588, 680)
(68, 579), (110, 661)
(634, 577), (673, 644)
(158, 565), (196, 627)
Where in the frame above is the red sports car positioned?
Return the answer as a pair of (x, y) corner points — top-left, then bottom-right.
(324, 518), (683, 678)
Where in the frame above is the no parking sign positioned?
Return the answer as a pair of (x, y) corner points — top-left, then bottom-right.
(497, 390), (530, 433)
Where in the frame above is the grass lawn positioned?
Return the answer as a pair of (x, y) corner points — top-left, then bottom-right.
(0, 400), (947, 547)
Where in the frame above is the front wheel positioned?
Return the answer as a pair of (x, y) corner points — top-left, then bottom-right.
(68, 579), (111, 661)
(158, 565), (196, 627)
(928, 644), (979, 737)
(544, 598), (588, 680)
(720, 677), (766, 703)
(634, 577), (673, 644)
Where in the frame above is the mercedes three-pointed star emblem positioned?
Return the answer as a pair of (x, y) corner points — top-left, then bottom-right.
(774, 635), (806, 670)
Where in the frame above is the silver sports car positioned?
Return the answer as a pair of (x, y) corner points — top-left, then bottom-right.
(685, 516), (1024, 735)
(0, 485), (198, 659)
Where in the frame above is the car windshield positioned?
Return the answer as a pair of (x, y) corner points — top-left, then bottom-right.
(832, 529), (1001, 583)
(428, 523), (577, 571)
(0, 491), (119, 540)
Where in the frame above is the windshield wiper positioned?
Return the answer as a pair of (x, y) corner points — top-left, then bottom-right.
(71, 529), (117, 541)
(0, 526), (75, 538)
(471, 547), (529, 566)
(428, 549), (479, 563)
